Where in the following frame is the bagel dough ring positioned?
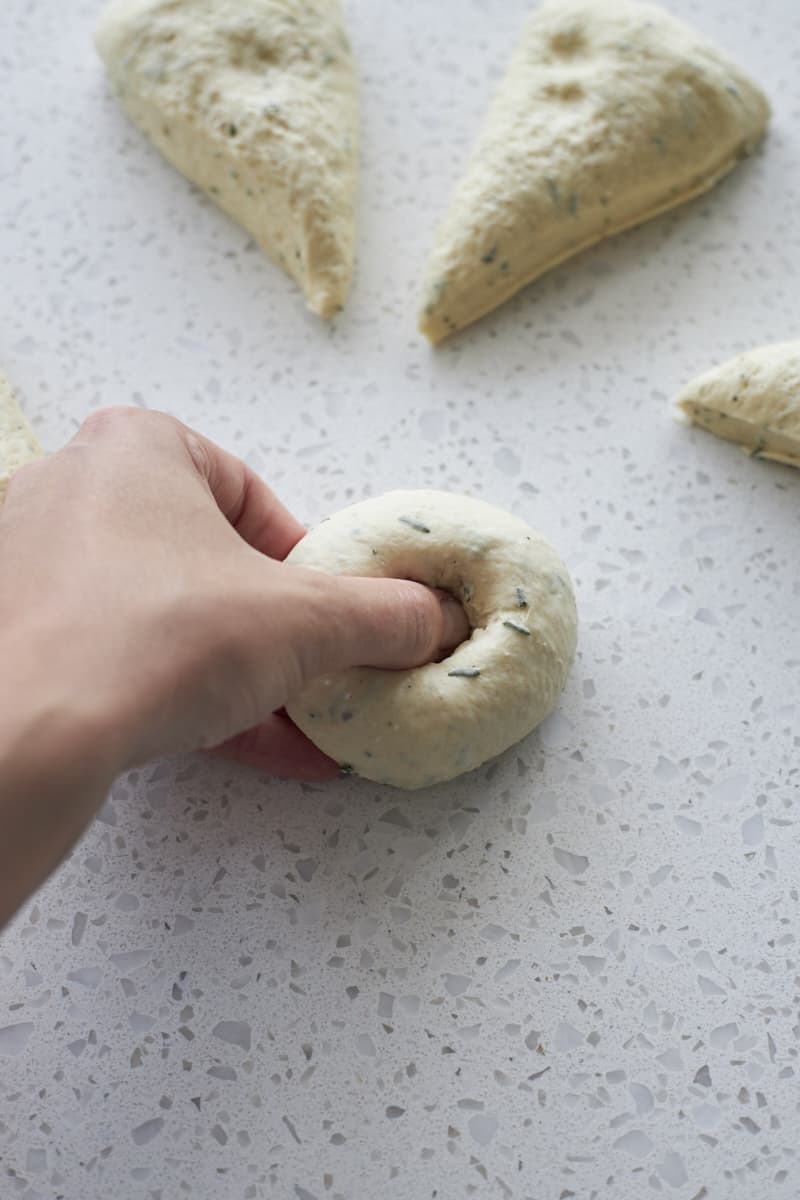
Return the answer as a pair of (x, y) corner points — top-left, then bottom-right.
(285, 490), (578, 789)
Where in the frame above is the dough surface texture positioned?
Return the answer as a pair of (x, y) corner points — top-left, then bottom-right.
(419, 0), (770, 342)
(285, 490), (578, 789)
(676, 341), (800, 468)
(95, 0), (359, 317)
(0, 373), (42, 507)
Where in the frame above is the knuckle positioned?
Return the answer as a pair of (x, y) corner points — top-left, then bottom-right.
(183, 430), (212, 481)
(80, 405), (139, 435)
(79, 406), (180, 446)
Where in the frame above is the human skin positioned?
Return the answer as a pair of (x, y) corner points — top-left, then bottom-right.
(0, 407), (467, 927)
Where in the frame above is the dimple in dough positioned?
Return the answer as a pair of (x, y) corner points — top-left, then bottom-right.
(676, 341), (800, 468)
(419, 0), (770, 342)
(95, 0), (360, 317)
(0, 373), (42, 508)
(285, 490), (578, 789)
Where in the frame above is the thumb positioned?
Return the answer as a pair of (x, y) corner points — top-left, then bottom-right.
(287, 571), (470, 686)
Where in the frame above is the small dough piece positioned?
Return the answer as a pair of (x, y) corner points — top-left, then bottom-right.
(285, 490), (577, 789)
(676, 341), (800, 468)
(95, 0), (359, 317)
(0, 373), (42, 507)
(419, 0), (770, 342)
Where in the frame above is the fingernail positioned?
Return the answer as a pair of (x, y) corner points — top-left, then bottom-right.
(438, 595), (470, 651)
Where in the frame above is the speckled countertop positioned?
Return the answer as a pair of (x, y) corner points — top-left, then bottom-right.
(1, 2), (799, 1198)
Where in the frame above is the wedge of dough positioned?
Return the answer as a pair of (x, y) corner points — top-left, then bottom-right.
(0, 374), (42, 507)
(95, 0), (359, 317)
(676, 342), (800, 468)
(419, 0), (770, 342)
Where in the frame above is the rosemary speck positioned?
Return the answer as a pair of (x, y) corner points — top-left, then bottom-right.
(398, 515), (431, 534)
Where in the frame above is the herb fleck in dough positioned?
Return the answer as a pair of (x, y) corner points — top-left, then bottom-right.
(0, 374), (42, 507)
(285, 490), (578, 789)
(676, 342), (800, 468)
(95, 0), (359, 317)
(419, 0), (770, 341)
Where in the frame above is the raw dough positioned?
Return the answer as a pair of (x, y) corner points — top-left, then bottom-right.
(676, 341), (800, 468)
(419, 0), (770, 342)
(0, 373), (42, 507)
(95, 0), (359, 317)
(285, 490), (578, 789)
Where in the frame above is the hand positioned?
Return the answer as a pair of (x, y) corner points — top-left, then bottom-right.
(0, 407), (467, 924)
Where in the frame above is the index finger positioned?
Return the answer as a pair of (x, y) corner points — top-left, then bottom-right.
(180, 424), (306, 560)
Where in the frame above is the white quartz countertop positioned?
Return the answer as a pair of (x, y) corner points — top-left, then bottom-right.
(1, 2), (799, 1197)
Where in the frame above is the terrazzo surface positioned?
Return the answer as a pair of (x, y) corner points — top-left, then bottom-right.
(1, 1), (799, 1197)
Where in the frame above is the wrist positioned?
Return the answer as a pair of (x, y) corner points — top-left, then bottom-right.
(0, 635), (126, 927)
(0, 617), (133, 789)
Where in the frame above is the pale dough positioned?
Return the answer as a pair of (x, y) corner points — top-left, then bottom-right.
(676, 341), (800, 468)
(0, 373), (42, 508)
(419, 0), (770, 342)
(285, 490), (578, 789)
(95, 0), (359, 317)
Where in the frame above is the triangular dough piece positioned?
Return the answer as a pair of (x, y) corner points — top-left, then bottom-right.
(96, 0), (359, 317)
(676, 342), (800, 468)
(419, 0), (770, 342)
(0, 374), (42, 507)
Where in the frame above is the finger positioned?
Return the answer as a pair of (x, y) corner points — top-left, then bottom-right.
(428, 588), (470, 660)
(209, 711), (339, 781)
(285, 570), (470, 685)
(180, 427), (306, 560)
(70, 407), (306, 560)
(331, 580), (470, 669)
